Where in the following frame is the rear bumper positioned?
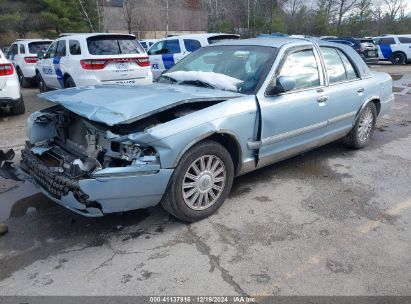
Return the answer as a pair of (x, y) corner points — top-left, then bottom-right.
(0, 96), (23, 107)
(1, 147), (173, 217)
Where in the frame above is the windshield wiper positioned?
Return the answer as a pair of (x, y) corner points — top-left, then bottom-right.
(179, 80), (215, 89)
(159, 74), (177, 83)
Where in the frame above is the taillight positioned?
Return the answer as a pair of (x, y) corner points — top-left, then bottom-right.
(24, 57), (38, 64)
(80, 57), (150, 69)
(136, 57), (150, 67)
(80, 59), (107, 70)
(0, 63), (14, 76)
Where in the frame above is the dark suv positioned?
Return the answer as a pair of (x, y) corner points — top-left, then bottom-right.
(323, 37), (379, 64)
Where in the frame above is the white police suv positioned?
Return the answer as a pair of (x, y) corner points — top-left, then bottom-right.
(36, 33), (153, 91)
(374, 35), (411, 64)
(0, 49), (24, 115)
(7, 39), (52, 87)
(148, 33), (239, 79)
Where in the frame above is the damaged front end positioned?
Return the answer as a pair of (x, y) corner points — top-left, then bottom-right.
(0, 107), (173, 216)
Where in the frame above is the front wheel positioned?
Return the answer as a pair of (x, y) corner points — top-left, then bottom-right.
(161, 141), (234, 222)
(344, 103), (377, 149)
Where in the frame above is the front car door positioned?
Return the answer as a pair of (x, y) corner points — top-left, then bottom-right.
(53, 40), (67, 88)
(256, 44), (331, 168)
(148, 39), (183, 79)
(40, 40), (59, 88)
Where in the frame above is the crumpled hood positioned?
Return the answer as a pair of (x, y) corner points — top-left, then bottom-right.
(38, 84), (243, 126)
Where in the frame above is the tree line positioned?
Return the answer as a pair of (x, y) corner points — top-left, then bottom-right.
(203, 0), (411, 37)
(0, 0), (410, 42)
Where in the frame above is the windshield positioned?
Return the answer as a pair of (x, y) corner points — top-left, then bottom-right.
(159, 45), (277, 94)
(87, 35), (145, 55)
(28, 42), (51, 54)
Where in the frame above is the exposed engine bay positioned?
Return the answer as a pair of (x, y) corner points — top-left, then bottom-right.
(26, 100), (223, 182)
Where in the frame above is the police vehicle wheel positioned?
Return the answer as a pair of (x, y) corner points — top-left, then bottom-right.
(37, 73), (48, 93)
(344, 102), (377, 149)
(17, 68), (30, 88)
(391, 53), (406, 65)
(64, 76), (76, 88)
(10, 97), (25, 115)
(161, 140), (234, 222)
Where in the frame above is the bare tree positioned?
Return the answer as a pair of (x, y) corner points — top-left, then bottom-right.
(123, 0), (138, 34)
(383, 0), (406, 22)
(335, 0), (358, 34)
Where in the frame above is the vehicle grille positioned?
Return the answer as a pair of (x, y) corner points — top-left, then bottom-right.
(21, 149), (89, 203)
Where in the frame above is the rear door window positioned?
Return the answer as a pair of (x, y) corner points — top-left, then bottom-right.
(398, 37), (411, 44)
(69, 40), (81, 55)
(184, 39), (202, 52)
(379, 37), (396, 45)
(321, 47), (357, 83)
(87, 35), (144, 55)
(28, 42), (51, 55)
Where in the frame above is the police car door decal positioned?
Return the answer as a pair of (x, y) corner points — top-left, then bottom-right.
(53, 56), (64, 88)
(162, 54), (175, 69)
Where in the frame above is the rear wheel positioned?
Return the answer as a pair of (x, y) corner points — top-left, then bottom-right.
(344, 103), (377, 149)
(10, 97), (25, 115)
(64, 76), (75, 88)
(391, 52), (406, 65)
(17, 68), (30, 88)
(161, 141), (234, 222)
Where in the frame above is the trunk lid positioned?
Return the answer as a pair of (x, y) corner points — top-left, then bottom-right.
(38, 84), (243, 126)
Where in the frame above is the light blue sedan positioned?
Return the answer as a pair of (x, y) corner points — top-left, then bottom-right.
(0, 38), (394, 222)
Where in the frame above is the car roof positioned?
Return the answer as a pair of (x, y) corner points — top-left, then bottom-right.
(163, 33), (240, 40)
(58, 33), (136, 39)
(14, 39), (53, 43)
(212, 37), (315, 48)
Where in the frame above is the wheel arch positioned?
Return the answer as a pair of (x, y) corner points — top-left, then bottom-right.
(355, 96), (381, 124)
(391, 51), (407, 61)
(173, 130), (243, 175)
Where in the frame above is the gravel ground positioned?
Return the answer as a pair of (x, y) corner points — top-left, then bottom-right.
(0, 67), (410, 296)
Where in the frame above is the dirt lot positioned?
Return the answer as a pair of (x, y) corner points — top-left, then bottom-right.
(0, 66), (410, 296)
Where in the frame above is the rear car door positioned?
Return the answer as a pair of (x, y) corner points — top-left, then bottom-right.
(319, 46), (363, 135)
(257, 45), (330, 168)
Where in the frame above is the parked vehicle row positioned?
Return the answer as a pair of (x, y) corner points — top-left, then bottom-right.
(0, 38), (393, 222)
(147, 33), (240, 79)
(0, 49), (25, 114)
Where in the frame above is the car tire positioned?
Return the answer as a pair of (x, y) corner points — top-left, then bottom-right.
(17, 68), (30, 88)
(37, 73), (49, 93)
(10, 97), (25, 115)
(391, 52), (406, 65)
(344, 103), (377, 149)
(64, 76), (76, 88)
(161, 140), (234, 222)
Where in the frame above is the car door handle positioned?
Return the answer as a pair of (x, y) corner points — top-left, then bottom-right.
(317, 96), (329, 103)
(357, 88), (365, 93)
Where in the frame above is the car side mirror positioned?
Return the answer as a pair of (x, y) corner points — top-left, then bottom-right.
(267, 76), (296, 95)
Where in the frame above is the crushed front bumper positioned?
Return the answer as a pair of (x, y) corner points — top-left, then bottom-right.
(0, 148), (173, 217)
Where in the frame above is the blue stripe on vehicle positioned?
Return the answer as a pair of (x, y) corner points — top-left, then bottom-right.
(379, 44), (392, 59)
(53, 56), (64, 88)
(162, 54), (175, 70)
